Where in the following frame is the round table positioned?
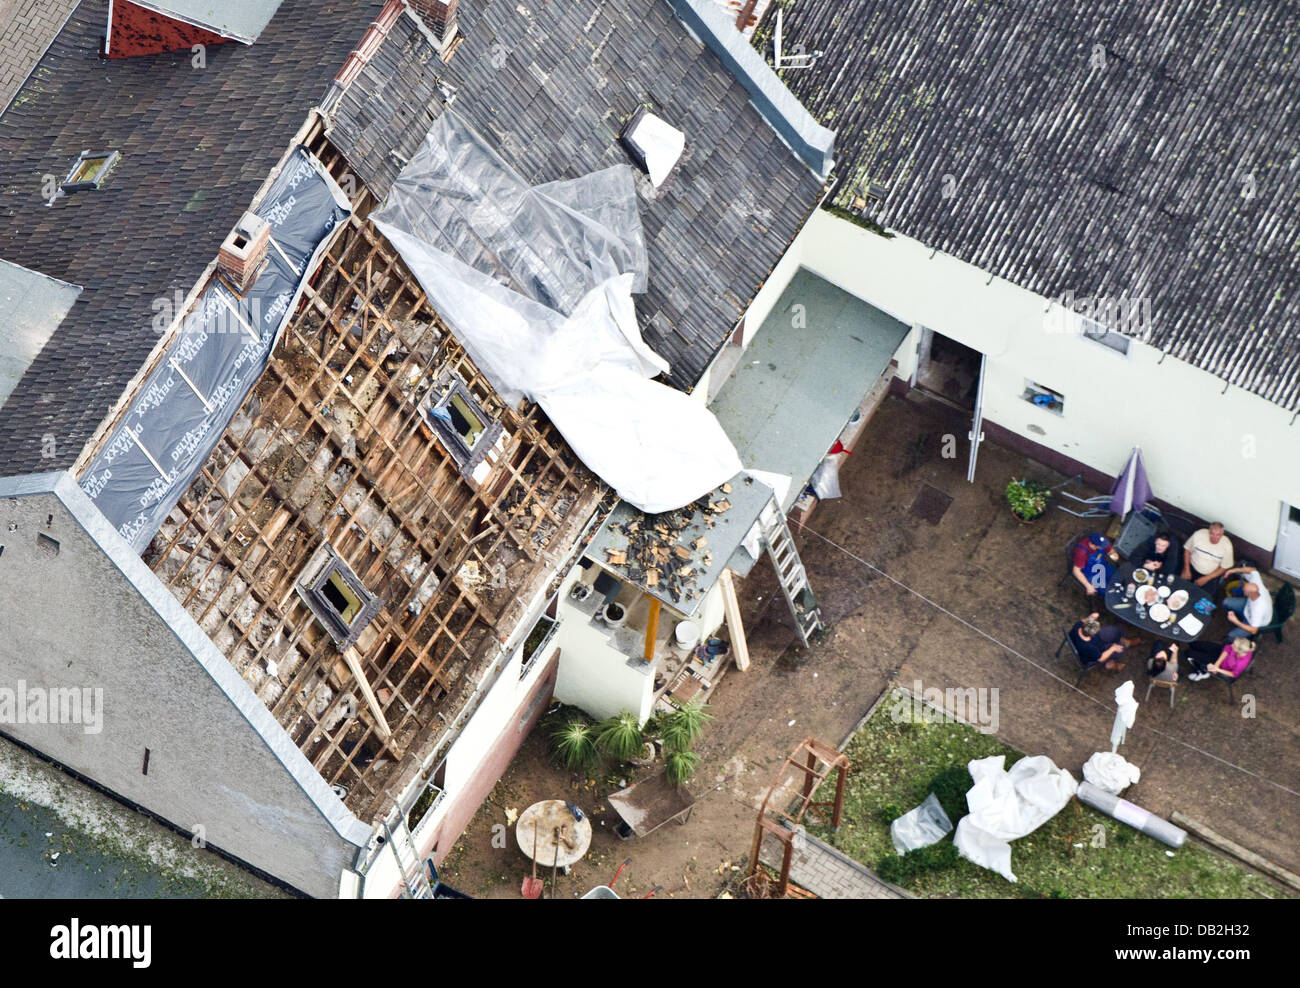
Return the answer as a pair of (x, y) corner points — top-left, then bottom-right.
(516, 799), (592, 871)
(1103, 561), (1215, 642)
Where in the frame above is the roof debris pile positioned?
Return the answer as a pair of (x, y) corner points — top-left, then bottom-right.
(604, 484), (736, 604)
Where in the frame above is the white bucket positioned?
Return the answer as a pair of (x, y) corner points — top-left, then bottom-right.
(674, 621), (700, 648)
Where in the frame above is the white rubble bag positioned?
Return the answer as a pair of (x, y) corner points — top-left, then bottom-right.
(952, 755), (1078, 883)
(1110, 680), (1139, 751)
(1082, 751), (1141, 794)
(371, 110), (741, 514)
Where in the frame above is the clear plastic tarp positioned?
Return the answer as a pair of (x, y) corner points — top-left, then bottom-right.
(370, 110), (741, 514)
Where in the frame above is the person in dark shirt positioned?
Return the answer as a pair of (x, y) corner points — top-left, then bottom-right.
(1069, 613), (1129, 669)
(1071, 533), (1119, 597)
(1138, 530), (1178, 575)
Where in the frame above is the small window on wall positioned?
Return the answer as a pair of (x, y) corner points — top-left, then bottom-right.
(1081, 319), (1132, 356)
(420, 374), (503, 478)
(297, 544), (383, 649)
(1022, 379), (1064, 416)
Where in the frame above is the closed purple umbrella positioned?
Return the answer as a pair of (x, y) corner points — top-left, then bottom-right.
(1110, 446), (1152, 517)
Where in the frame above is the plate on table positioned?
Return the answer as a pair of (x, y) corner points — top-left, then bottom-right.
(1178, 614), (1203, 636)
(1148, 603), (1171, 622)
(1167, 589), (1190, 610)
(1136, 585), (1159, 605)
(1132, 568), (1150, 584)
(1157, 585), (1171, 598)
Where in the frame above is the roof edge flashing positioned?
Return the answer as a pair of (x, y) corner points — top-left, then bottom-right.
(663, 0), (834, 178)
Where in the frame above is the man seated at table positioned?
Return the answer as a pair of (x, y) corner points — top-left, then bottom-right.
(1071, 533), (1119, 597)
(1069, 612), (1132, 670)
(1219, 565), (1273, 639)
(1180, 522), (1234, 590)
(1138, 530), (1178, 575)
(1186, 638), (1254, 681)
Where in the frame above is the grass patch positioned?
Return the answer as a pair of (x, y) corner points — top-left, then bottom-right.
(807, 689), (1281, 899)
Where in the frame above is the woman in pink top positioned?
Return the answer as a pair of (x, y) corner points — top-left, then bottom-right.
(1187, 638), (1254, 681)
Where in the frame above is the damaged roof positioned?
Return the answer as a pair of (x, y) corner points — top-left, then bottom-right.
(0, 0), (387, 474)
(754, 0), (1300, 411)
(130, 0), (287, 44)
(326, 0), (825, 393)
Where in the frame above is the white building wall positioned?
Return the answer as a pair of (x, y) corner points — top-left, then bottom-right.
(794, 210), (1300, 553)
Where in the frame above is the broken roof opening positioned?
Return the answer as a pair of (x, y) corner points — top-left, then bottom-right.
(60, 150), (120, 192)
(620, 107), (686, 188)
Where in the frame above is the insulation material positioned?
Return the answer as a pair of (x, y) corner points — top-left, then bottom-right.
(624, 110), (686, 187)
(80, 147), (351, 551)
(370, 110), (741, 514)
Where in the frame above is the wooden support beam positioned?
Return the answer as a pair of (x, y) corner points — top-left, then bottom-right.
(718, 568), (750, 671)
(344, 646), (393, 741)
(644, 596), (661, 662)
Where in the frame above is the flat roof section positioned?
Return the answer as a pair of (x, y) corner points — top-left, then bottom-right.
(710, 267), (909, 510)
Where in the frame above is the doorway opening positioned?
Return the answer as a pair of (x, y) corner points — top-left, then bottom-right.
(913, 328), (982, 411)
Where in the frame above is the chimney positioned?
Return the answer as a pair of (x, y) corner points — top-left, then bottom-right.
(218, 212), (270, 296)
(409, 0), (459, 56)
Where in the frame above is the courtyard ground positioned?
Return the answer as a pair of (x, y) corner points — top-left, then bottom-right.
(438, 391), (1300, 898)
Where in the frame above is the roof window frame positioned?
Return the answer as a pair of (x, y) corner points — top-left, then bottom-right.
(60, 150), (121, 192)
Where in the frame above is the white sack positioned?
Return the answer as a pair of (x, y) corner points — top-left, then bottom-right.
(952, 754), (1078, 883)
(891, 793), (954, 855)
(371, 111), (741, 513)
(1082, 751), (1141, 794)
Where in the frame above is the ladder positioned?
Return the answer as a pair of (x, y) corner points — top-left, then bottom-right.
(384, 817), (434, 899)
(760, 497), (823, 647)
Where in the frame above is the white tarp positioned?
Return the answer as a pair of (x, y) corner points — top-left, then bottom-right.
(371, 111), (741, 514)
(1082, 751), (1141, 794)
(952, 755), (1078, 883)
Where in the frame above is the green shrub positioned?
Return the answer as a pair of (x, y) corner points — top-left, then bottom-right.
(876, 841), (960, 884)
(659, 699), (711, 752)
(665, 748), (700, 786)
(927, 765), (973, 825)
(552, 718), (600, 774)
(879, 803), (904, 825)
(595, 711), (645, 763)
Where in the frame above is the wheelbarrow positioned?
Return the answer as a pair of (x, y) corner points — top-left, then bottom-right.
(581, 858), (662, 899)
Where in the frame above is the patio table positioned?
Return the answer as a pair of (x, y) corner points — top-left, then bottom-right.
(1103, 560), (1215, 642)
(516, 799), (592, 872)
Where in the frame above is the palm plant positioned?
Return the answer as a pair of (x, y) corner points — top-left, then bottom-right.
(659, 698), (712, 751)
(595, 711), (645, 763)
(664, 748), (700, 786)
(552, 718), (599, 774)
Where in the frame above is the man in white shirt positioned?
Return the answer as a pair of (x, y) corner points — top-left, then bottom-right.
(1221, 566), (1273, 639)
(1181, 522), (1234, 589)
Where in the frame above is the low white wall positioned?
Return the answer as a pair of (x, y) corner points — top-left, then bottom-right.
(794, 210), (1300, 552)
(552, 566), (655, 723)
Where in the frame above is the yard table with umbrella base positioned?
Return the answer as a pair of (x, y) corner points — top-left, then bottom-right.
(516, 799), (593, 877)
(1104, 561), (1215, 643)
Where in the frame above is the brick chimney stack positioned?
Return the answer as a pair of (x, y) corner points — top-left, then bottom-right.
(409, 0), (459, 56)
(218, 212), (270, 296)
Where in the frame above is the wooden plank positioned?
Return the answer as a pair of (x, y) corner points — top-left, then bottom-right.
(718, 568), (750, 671)
(344, 646), (393, 742)
(644, 596), (661, 662)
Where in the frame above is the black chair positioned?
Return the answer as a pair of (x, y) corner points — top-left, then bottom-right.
(1055, 631), (1102, 688)
(1250, 582), (1295, 644)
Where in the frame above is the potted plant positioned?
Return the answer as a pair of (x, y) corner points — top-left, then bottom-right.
(1006, 477), (1050, 523)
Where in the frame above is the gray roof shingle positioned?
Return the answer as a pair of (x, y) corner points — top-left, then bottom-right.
(327, 1), (825, 393)
(0, 0), (386, 473)
(755, 0), (1300, 410)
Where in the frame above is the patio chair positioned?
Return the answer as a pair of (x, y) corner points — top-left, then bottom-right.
(1115, 508), (1161, 560)
(1055, 631), (1102, 688)
(1250, 582), (1295, 644)
(1211, 654), (1256, 706)
(1143, 673), (1177, 710)
(1056, 475), (1111, 518)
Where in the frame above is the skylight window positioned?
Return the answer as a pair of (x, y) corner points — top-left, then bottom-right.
(60, 150), (121, 192)
(421, 375), (502, 477)
(297, 544), (382, 649)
